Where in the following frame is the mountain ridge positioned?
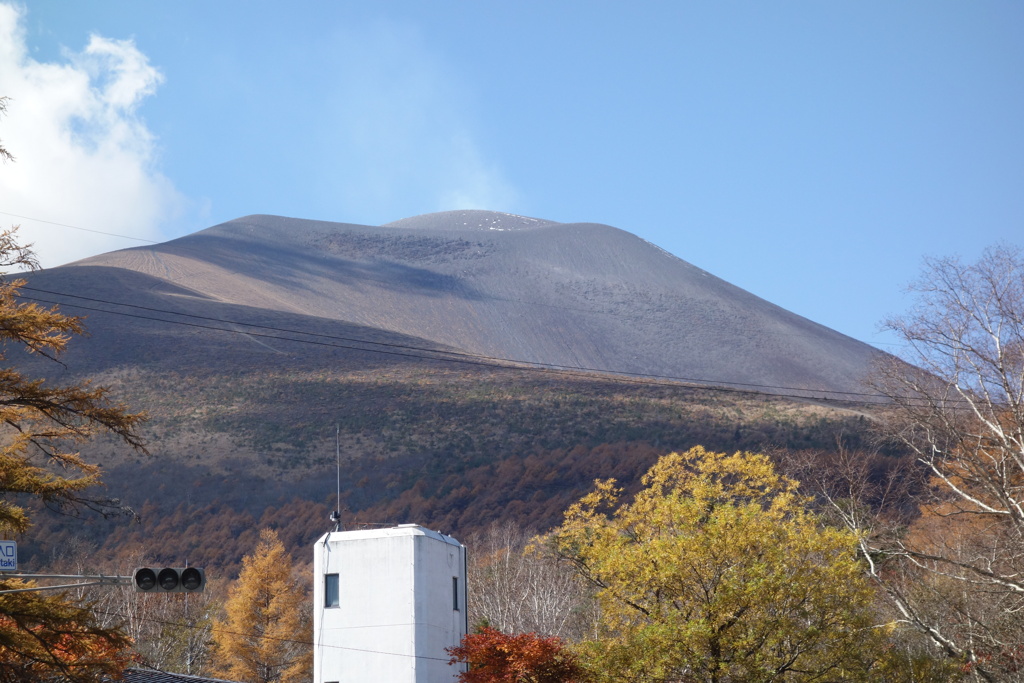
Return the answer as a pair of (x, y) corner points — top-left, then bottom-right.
(13, 210), (889, 568)
(50, 210), (880, 396)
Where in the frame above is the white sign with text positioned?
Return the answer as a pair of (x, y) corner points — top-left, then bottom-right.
(0, 540), (16, 570)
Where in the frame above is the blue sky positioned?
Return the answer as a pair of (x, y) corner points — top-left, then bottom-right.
(1, 2), (1021, 350)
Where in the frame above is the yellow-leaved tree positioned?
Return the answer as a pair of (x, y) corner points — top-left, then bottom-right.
(547, 446), (885, 683)
(212, 528), (312, 683)
(0, 95), (146, 682)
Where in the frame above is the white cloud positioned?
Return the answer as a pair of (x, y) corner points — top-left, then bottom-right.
(318, 20), (519, 221)
(0, 3), (180, 267)
(436, 132), (518, 211)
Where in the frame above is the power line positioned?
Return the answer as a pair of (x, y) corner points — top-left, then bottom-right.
(20, 285), (503, 364)
(3, 207), (903, 349)
(23, 283), (887, 397)
(0, 211), (160, 244)
(16, 284), (897, 407)
(86, 604), (452, 663)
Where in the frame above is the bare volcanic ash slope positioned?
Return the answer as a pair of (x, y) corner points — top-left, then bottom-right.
(13, 210), (889, 567)
(27, 209), (879, 396)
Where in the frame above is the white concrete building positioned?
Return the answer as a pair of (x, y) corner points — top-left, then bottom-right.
(313, 524), (468, 683)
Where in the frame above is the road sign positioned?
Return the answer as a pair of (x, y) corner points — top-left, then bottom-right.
(0, 541), (16, 571)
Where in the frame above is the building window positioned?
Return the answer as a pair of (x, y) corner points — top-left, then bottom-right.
(325, 573), (339, 608)
(453, 576), (459, 611)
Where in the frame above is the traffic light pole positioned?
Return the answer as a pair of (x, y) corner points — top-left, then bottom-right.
(0, 573), (131, 595)
(1, 567), (206, 594)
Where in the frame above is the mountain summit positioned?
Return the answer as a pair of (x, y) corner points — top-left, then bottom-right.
(33, 210), (877, 397)
(15, 210), (886, 563)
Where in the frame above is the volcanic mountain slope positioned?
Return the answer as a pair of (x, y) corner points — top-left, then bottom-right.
(29, 210), (880, 395)
(15, 210), (891, 569)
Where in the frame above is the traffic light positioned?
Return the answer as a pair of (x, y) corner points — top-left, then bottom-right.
(133, 567), (205, 593)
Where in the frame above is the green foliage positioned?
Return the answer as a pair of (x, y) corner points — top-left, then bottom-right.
(548, 446), (886, 682)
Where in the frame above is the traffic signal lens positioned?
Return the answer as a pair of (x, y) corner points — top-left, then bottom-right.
(132, 566), (205, 592)
(158, 568), (179, 591)
(134, 568), (157, 591)
(181, 567), (203, 591)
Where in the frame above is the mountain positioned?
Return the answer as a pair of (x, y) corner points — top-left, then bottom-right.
(28, 210), (879, 395)
(16, 211), (885, 569)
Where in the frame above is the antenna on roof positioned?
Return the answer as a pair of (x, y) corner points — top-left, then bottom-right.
(329, 424), (343, 532)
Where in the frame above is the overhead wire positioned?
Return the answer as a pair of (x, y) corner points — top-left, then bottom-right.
(0, 209), (927, 406)
(1, 192), (978, 679)
(15, 284), (900, 407)
(20, 285), (511, 364)
(87, 604), (452, 663)
(0, 210), (160, 244)
(1, 207), (905, 348)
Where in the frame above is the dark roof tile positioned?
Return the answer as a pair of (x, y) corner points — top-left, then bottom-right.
(122, 668), (241, 683)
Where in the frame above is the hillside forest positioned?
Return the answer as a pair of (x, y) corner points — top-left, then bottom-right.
(0, 101), (1020, 683)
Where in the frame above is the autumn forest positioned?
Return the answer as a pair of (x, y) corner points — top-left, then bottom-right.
(2, 96), (1024, 679)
